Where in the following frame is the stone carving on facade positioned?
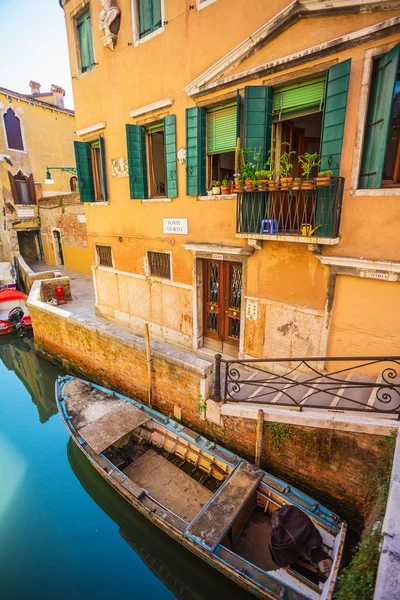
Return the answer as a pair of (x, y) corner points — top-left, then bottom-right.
(111, 156), (128, 178)
(99, 0), (121, 51)
(177, 147), (186, 166)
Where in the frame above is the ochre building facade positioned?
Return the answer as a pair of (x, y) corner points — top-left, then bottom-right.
(61, 0), (400, 363)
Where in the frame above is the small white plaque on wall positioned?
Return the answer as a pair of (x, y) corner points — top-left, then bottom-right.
(246, 298), (259, 321)
(363, 270), (396, 282)
(78, 214), (86, 223)
(16, 208), (35, 218)
(163, 218), (188, 235)
(212, 254), (224, 260)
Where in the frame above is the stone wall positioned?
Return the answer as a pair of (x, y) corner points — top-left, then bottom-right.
(16, 255), (59, 293)
(40, 277), (72, 302)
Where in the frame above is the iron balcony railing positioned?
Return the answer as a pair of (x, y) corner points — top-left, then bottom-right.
(236, 177), (344, 239)
(212, 355), (400, 416)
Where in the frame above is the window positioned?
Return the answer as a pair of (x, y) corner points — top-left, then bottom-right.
(96, 245), (113, 267)
(3, 108), (24, 151)
(146, 123), (166, 197)
(74, 136), (108, 203)
(206, 103), (237, 188)
(70, 176), (78, 192)
(359, 43), (400, 189)
(136, 0), (162, 40)
(8, 171), (35, 205)
(147, 251), (171, 279)
(77, 8), (95, 73)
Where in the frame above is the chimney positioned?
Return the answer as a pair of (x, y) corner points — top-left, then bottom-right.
(50, 84), (65, 109)
(29, 80), (41, 95)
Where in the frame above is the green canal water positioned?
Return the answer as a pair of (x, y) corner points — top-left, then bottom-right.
(0, 333), (253, 600)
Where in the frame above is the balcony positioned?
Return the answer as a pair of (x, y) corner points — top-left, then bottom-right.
(236, 177), (344, 246)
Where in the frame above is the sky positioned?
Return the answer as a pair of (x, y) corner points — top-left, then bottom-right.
(0, 0), (74, 109)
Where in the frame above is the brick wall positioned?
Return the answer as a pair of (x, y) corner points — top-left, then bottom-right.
(29, 293), (389, 526)
(38, 194), (88, 249)
(40, 277), (72, 302)
(16, 254), (58, 292)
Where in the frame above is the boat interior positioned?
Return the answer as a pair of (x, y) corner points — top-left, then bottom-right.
(60, 378), (344, 600)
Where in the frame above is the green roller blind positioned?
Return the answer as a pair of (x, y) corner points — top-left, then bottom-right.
(138, 0), (162, 39)
(273, 77), (326, 120)
(207, 103), (237, 155)
(186, 107), (206, 196)
(74, 141), (95, 203)
(319, 59), (351, 176)
(164, 115), (178, 198)
(359, 43), (400, 189)
(243, 86), (273, 166)
(126, 124), (148, 199)
(77, 9), (95, 73)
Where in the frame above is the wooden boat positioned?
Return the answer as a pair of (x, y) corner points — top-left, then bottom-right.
(56, 376), (347, 600)
(0, 289), (32, 335)
(0, 261), (16, 290)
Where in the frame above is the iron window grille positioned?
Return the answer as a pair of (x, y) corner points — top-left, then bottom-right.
(96, 245), (113, 268)
(147, 251), (171, 280)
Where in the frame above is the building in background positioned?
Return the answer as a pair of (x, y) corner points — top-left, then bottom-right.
(0, 82), (91, 274)
(61, 0), (400, 361)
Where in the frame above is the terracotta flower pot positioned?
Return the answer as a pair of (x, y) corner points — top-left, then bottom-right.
(245, 179), (256, 192)
(292, 181), (301, 190)
(267, 180), (278, 191)
(280, 177), (293, 190)
(258, 180), (268, 192)
(221, 186), (230, 195)
(316, 177), (331, 187)
(301, 180), (314, 190)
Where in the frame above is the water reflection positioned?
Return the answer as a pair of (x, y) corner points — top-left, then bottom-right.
(0, 333), (59, 422)
(68, 439), (253, 600)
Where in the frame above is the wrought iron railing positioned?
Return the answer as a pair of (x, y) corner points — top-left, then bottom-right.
(212, 355), (400, 416)
(236, 177), (344, 239)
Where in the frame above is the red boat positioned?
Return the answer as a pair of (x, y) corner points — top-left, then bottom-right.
(0, 289), (32, 335)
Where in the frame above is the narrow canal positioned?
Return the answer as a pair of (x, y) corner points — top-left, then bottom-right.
(0, 333), (253, 600)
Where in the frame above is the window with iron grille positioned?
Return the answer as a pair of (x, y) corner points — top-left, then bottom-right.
(96, 245), (113, 268)
(147, 251), (171, 279)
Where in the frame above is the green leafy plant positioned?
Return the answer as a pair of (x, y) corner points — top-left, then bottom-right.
(264, 422), (292, 455)
(240, 148), (262, 180)
(317, 170), (333, 178)
(278, 143), (296, 178)
(212, 180), (221, 187)
(198, 394), (207, 417)
(221, 178), (229, 186)
(298, 152), (320, 179)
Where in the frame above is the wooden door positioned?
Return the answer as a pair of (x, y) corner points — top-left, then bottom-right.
(203, 260), (242, 356)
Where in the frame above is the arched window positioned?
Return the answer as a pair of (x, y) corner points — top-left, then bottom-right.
(8, 170), (35, 205)
(70, 176), (78, 191)
(3, 108), (24, 151)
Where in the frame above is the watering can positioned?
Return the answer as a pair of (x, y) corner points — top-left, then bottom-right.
(301, 223), (321, 236)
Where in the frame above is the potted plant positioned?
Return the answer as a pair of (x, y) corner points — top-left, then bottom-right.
(212, 180), (221, 195)
(279, 143), (295, 190)
(316, 170), (333, 187)
(298, 152), (320, 190)
(241, 148), (262, 192)
(292, 177), (301, 190)
(221, 179), (230, 195)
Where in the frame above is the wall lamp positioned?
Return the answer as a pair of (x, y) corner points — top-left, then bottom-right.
(45, 166), (77, 184)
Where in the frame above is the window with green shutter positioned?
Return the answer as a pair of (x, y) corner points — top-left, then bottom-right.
(77, 9), (95, 73)
(272, 78), (326, 121)
(243, 86), (273, 167)
(359, 43), (400, 189)
(74, 136), (107, 203)
(186, 107), (206, 196)
(126, 124), (149, 199)
(137, 0), (162, 39)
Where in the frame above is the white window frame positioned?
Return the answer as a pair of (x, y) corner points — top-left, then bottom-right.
(2, 105), (27, 153)
(71, 1), (97, 77)
(197, 0), (218, 10)
(95, 244), (114, 269)
(145, 249), (173, 282)
(351, 41), (400, 197)
(131, 0), (165, 47)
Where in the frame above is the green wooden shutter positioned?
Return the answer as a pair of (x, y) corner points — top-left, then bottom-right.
(186, 107), (206, 196)
(74, 141), (95, 203)
(236, 89), (241, 141)
(126, 124), (148, 199)
(243, 86), (273, 165)
(207, 103), (237, 155)
(164, 115), (178, 198)
(99, 136), (108, 202)
(319, 59), (351, 176)
(138, 0), (161, 38)
(273, 78), (326, 120)
(77, 10), (95, 72)
(359, 43), (400, 189)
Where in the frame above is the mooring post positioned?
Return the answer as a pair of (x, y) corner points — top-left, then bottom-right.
(213, 353), (222, 402)
(144, 322), (152, 408)
(255, 409), (264, 467)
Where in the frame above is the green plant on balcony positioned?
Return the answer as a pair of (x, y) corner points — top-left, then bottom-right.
(278, 143), (296, 190)
(298, 152), (320, 189)
(212, 180), (221, 194)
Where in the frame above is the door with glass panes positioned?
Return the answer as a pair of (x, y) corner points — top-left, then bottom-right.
(203, 260), (242, 356)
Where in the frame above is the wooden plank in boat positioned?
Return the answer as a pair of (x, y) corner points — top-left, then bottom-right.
(186, 462), (263, 551)
(121, 478), (144, 499)
(124, 449), (213, 523)
(78, 403), (149, 454)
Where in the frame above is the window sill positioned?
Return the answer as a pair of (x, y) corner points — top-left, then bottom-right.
(198, 194), (236, 201)
(134, 27), (164, 47)
(350, 188), (400, 197)
(236, 233), (339, 246)
(89, 201), (109, 206)
(141, 198), (172, 203)
(76, 65), (97, 79)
